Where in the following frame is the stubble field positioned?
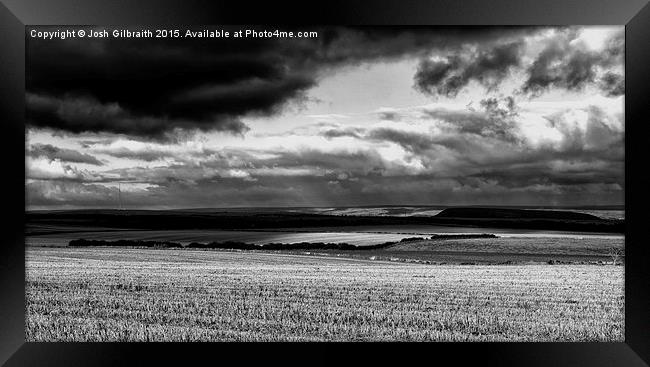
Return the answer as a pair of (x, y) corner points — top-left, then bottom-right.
(25, 247), (624, 342)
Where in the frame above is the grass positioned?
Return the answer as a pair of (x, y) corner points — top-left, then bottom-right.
(26, 247), (624, 342)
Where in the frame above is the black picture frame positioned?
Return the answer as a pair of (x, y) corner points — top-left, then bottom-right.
(1, 0), (649, 365)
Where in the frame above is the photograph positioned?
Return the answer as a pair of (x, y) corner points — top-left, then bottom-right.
(24, 25), (625, 342)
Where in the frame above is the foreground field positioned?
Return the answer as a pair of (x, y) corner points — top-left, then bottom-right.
(26, 247), (624, 342)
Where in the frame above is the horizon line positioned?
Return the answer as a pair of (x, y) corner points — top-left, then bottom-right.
(25, 204), (626, 212)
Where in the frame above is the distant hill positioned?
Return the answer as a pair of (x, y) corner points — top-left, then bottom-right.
(25, 206), (624, 234)
(435, 207), (600, 221)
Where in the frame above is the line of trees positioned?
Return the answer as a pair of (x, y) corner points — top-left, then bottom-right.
(68, 234), (497, 250)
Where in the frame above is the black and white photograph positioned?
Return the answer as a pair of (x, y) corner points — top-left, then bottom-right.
(24, 25), (625, 342)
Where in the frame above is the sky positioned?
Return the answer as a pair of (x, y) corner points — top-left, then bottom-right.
(25, 26), (625, 210)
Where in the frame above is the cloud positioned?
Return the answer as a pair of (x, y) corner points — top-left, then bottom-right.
(94, 146), (176, 162)
(27, 180), (117, 207)
(316, 102), (623, 189)
(27, 158), (107, 182)
(521, 29), (624, 96)
(27, 143), (104, 165)
(25, 26), (624, 209)
(413, 41), (524, 98)
(376, 108), (401, 121)
(27, 26), (539, 139)
(367, 128), (435, 155)
(599, 72), (625, 97)
(410, 28), (624, 99)
(423, 96), (520, 142)
(321, 127), (364, 139)
(26, 93), (250, 141)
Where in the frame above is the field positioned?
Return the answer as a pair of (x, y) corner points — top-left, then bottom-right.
(26, 247), (624, 342)
(25, 225), (624, 264)
(349, 236), (625, 264)
(24, 228), (424, 247)
(294, 207), (625, 220)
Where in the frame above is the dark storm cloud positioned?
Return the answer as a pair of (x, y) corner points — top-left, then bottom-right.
(28, 143), (104, 165)
(521, 29), (624, 96)
(27, 28), (314, 137)
(27, 26), (539, 139)
(413, 41), (524, 98)
(26, 93), (250, 141)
